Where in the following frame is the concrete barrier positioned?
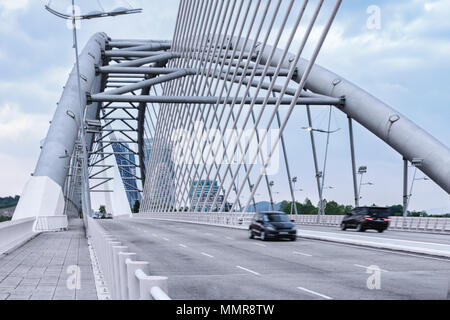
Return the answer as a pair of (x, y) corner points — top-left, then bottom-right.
(34, 215), (68, 232)
(0, 217), (36, 255)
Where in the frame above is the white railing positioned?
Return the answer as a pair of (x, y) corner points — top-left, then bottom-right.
(136, 212), (253, 229)
(0, 217), (36, 255)
(86, 216), (171, 300)
(34, 215), (68, 232)
(136, 212), (450, 234)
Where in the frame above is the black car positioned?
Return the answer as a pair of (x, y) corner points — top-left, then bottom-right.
(340, 207), (391, 233)
(249, 211), (297, 241)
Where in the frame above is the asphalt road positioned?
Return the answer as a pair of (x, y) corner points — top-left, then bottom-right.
(99, 219), (450, 300)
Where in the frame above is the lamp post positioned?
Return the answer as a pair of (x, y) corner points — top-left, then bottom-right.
(291, 177), (298, 216)
(357, 166), (367, 198)
(404, 165), (429, 216)
(269, 181), (275, 210)
(45, 1), (142, 219)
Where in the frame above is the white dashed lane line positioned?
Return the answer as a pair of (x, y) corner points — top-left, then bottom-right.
(253, 243), (267, 247)
(293, 251), (312, 257)
(201, 252), (214, 258)
(236, 266), (260, 276)
(179, 244), (188, 248)
(354, 264), (389, 272)
(297, 286), (333, 300)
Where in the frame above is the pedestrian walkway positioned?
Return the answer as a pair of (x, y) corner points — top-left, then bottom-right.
(0, 219), (97, 300)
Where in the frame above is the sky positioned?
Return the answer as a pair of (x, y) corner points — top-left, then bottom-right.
(0, 0), (449, 213)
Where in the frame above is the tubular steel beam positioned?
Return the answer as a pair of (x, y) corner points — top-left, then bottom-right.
(90, 95), (343, 105)
(34, 33), (108, 186)
(229, 36), (450, 194)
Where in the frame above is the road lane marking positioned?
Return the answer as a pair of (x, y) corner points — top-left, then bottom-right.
(201, 252), (214, 258)
(162, 237), (170, 241)
(253, 243), (267, 247)
(236, 266), (260, 276)
(297, 286), (333, 300)
(354, 264), (388, 272)
(293, 251), (312, 257)
(179, 244), (188, 248)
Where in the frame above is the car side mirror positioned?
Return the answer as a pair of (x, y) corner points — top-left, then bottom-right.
(291, 220), (295, 223)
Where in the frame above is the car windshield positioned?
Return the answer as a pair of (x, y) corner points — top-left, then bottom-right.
(367, 208), (390, 218)
(264, 214), (290, 222)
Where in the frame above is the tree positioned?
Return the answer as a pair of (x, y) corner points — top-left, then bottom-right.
(389, 205), (403, 216)
(99, 205), (106, 214)
(302, 198), (318, 215)
(325, 201), (340, 215)
(132, 200), (140, 213)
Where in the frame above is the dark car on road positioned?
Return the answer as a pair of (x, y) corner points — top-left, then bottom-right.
(340, 207), (391, 233)
(249, 211), (297, 241)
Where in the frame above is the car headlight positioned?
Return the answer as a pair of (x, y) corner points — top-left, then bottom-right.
(266, 224), (276, 231)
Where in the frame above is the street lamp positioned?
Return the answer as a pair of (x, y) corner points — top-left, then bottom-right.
(357, 166), (367, 196)
(302, 127), (341, 134)
(404, 166), (429, 216)
(45, 1), (142, 219)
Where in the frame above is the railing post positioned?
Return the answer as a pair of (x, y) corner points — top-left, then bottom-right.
(118, 252), (137, 300)
(126, 260), (149, 300)
(106, 240), (121, 299)
(136, 273), (169, 300)
(112, 246), (128, 300)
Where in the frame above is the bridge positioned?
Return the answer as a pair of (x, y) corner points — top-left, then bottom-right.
(0, 0), (449, 300)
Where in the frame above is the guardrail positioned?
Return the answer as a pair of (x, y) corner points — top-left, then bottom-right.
(136, 212), (450, 234)
(86, 216), (171, 300)
(34, 215), (68, 232)
(0, 217), (36, 255)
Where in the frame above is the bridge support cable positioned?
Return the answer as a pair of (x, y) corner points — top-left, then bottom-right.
(13, 1), (449, 223)
(235, 0), (342, 214)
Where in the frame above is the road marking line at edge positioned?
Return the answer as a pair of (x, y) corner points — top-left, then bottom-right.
(162, 237), (170, 241)
(201, 252), (214, 258)
(354, 264), (388, 272)
(179, 244), (188, 248)
(297, 286), (333, 300)
(293, 251), (312, 257)
(236, 266), (260, 276)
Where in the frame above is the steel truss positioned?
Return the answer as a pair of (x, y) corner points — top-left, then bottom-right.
(16, 0), (448, 223)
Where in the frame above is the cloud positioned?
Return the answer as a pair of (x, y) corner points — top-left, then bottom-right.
(0, 103), (50, 142)
(0, 0), (30, 11)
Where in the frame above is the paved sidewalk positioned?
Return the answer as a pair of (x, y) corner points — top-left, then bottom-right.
(0, 219), (98, 300)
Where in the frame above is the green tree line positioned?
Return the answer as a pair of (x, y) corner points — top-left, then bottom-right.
(279, 198), (450, 217)
(0, 195), (19, 209)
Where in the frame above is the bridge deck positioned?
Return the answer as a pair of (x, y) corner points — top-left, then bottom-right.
(99, 219), (450, 300)
(0, 219), (97, 300)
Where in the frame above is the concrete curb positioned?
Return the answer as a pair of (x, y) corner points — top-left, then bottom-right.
(133, 217), (450, 259)
(298, 232), (450, 259)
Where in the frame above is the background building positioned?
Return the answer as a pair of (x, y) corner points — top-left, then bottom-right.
(189, 180), (224, 212)
(111, 141), (141, 210)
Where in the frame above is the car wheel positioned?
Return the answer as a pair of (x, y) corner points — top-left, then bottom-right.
(261, 231), (267, 241)
(355, 223), (365, 232)
(340, 223), (347, 231)
(249, 229), (254, 239)
(291, 237), (297, 241)
(377, 229), (384, 233)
